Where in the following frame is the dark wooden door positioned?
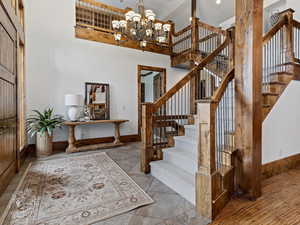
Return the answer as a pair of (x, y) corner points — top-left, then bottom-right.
(153, 73), (162, 101)
(0, 4), (18, 194)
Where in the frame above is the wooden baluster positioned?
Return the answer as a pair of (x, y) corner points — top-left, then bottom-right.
(141, 103), (154, 173)
(227, 27), (235, 69)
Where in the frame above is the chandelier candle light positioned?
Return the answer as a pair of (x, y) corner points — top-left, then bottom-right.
(112, 0), (171, 48)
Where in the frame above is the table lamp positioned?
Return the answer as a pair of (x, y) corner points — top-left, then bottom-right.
(65, 94), (82, 121)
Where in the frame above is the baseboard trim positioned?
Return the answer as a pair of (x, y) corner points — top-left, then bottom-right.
(0, 161), (17, 196)
(32, 134), (141, 153)
(262, 153), (300, 179)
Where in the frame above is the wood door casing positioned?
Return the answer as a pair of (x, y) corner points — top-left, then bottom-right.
(0, 2), (18, 195)
(137, 65), (166, 138)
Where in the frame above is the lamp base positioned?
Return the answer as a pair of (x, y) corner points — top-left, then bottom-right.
(68, 106), (80, 121)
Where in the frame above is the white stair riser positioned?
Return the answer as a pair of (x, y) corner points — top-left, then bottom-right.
(164, 151), (197, 174)
(151, 163), (195, 205)
(174, 139), (197, 154)
(185, 127), (197, 138)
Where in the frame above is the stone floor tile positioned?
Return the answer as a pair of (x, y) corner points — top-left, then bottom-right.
(0, 142), (209, 225)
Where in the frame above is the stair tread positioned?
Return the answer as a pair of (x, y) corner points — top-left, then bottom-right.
(174, 136), (197, 144)
(219, 146), (236, 154)
(262, 81), (286, 85)
(277, 61), (300, 67)
(150, 160), (196, 204)
(270, 71), (293, 76)
(263, 104), (272, 108)
(262, 92), (279, 96)
(150, 160), (195, 185)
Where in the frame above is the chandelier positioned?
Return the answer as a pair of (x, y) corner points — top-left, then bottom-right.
(111, 0), (171, 48)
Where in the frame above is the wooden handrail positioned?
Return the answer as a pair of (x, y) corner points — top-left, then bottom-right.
(211, 68), (234, 103)
(76, 23), (114, 34)
(79, 0), (128, 14)
(263, 16), (287, 44)
(78, 0), (172, 26)
(293, 19), (300, 29)
(153, 37), (230, 111)
(172, 25), (192, 37)
(198, 20), (226, 35)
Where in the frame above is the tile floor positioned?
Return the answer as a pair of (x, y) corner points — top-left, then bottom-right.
(0, 142), (210, 225)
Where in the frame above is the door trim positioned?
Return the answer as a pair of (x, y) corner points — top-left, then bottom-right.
(137, 65), (166, 138)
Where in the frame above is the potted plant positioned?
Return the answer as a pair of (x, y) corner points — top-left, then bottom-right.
(26, 108), (64, 157)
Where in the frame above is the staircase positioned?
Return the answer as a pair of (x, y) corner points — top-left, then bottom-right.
(151, 124), (198, 204)
(141, 17), (235, 215)
(141, 8), (300, 221)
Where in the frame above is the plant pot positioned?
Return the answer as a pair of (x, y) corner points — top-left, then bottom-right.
(36, 132), (53, 157)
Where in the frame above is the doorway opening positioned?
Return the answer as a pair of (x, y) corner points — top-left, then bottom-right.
(137, 65), (166, 137)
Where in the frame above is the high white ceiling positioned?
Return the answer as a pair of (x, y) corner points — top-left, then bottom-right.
(98, 0), (186, 19)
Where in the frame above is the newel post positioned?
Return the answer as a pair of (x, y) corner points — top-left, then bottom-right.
(190, 17), (199, 114)
(196, 101), (221, 219)
(141, 103), (154, 173)
(282, 9), (295, 63)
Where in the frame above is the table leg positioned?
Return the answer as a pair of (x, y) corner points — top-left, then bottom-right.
(66, 125), (77, 153)
(114, 123), (121, 144)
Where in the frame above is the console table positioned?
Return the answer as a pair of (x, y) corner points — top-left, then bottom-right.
(63, 120), (129, 153)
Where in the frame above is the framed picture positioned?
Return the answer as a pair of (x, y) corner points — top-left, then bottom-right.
(85, 82), (110, 120)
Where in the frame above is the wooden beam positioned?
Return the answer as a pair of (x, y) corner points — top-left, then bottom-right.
(75, 26), (171, 55)
(192, 0), (197, 18)
(235, 0), (263, 199)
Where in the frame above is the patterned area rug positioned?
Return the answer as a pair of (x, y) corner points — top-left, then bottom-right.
(0, 152), (153, 225)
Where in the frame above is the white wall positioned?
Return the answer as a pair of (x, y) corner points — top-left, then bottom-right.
(263, 81), (300, 163)
(141, 72), (159, 103)
(287, 0), (300, 20)
(220, 0), (286, 29)
(25, 0), (187, 143)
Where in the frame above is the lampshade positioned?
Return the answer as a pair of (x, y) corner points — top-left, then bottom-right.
(65, 94), (82, 106)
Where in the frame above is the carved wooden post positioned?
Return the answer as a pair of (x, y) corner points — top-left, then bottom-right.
(282, 9), (295, 62)
(141, 103), (154, 173)
(235, 0), (263, 199)
(169, 21), (175, 55)
(190, 17), (199, 114)
(282, 9), (296, 75)
(196, 101), (223, 219)
(66, 125), (76, 153)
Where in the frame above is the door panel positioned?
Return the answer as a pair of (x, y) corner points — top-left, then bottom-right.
(153, 73), (162, 101)
(0, 2), (17, 194)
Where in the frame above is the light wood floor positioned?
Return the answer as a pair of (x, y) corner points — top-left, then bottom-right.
(210, 166), (300, 225)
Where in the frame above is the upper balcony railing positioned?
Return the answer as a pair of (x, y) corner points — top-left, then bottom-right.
(75, 0), (173, 54)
